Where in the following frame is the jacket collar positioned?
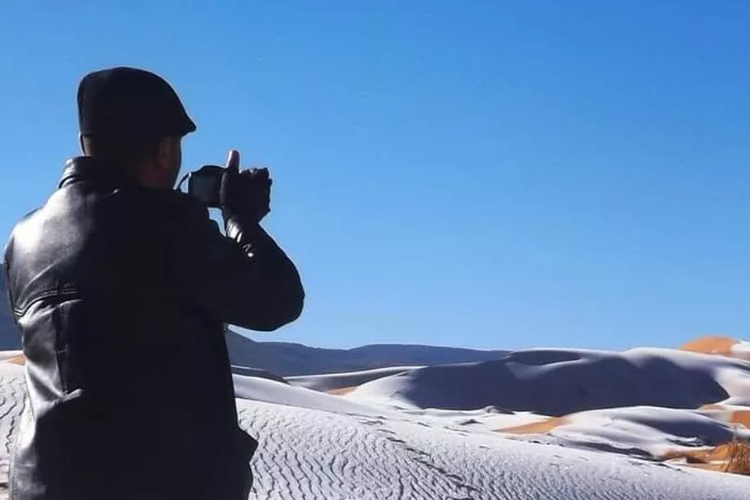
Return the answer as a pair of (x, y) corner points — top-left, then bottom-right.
(59, 156), (137, 189)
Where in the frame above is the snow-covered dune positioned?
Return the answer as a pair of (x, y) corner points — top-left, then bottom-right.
(238, 392), (750, 500)
(321, 343), (750, 476)
(345, 347), (750, 414)
(287, 366), (419, 393)
(0, 352), (749, 499)
(504, 405), (750, 459)
(233, 350), (750, 498)
(5, 338), (750, 497)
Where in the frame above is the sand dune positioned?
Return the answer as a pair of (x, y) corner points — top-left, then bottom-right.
(504, 406), (749, 460)
(345, 348), (750, 414)
(681, 335), (750, 362)
(239, 391), (750, 500)
(681, 335), (739, 355)
(287, 366), (419, 392)
(0, 362), (748, 499)
(331, 343), (750, 476)
(3, 336), (750, 496)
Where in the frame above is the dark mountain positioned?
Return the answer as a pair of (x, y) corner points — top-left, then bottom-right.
(226, 331), (506, 376)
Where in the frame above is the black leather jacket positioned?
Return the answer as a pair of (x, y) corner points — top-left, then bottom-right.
(2, 157), (304, 500)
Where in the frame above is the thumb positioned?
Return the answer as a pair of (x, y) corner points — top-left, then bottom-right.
(220, 150), (240, 212)
(225, 149), (240, 174)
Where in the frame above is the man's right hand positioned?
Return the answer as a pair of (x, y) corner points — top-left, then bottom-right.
(220, 149), (272, 224)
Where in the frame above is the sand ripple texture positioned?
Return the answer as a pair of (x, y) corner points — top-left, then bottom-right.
(0, 364), (748, 499)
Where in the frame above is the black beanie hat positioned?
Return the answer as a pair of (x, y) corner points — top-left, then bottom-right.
(77, 67), (196, 140)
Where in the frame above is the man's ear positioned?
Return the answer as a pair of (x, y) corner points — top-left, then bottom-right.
(154, 137), (172, 172)
(78, 133), (85, 155)
(154, 137), (181, 172)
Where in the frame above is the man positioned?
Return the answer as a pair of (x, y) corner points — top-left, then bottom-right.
(2, 67), (304, 499)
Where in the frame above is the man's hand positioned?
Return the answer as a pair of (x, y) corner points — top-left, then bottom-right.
(220, 150), (272, 224)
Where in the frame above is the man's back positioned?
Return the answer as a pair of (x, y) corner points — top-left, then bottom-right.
(4, 157), (303, 499)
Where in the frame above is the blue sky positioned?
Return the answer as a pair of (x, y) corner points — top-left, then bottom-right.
(1, 1), (749, 351)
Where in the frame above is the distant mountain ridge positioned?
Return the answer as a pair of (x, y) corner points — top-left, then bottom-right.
(226, 332), (506, 376)
(0, 273), (504, 376)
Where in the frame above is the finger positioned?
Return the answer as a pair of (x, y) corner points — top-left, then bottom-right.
(243, 168), (269, 181)
(225, 149), (240, 173)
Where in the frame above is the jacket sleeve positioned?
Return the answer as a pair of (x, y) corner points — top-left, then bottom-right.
(169, 198), (304, 331)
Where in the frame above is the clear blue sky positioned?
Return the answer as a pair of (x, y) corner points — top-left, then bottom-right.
(1, 1), (749, 351)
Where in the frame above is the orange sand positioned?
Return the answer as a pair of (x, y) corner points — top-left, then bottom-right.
(5, 354), (25, 365)
(680, 336), (738, 356)
(499, 417), (566, 434)
(701, 404), (750, 429)
(663, 443), (734, 464)
(328, 386), (357, 396)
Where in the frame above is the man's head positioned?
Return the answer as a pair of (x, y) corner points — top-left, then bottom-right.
(77, 67), (196, 188)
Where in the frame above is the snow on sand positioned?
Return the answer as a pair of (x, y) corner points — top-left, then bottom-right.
(1, 337), (750, 498)
(236, 361), (750, 499)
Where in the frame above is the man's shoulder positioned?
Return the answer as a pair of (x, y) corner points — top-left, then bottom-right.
(77, 182), (210, 227)
(144, 190), (226, 241)
(3, 208), (40, 260)
(152, 189), (212, 223)
(11, 208), (41, 232)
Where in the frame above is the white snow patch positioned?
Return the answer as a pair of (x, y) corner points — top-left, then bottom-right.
(730, 340), (750, 361)
(346, 347), (750, 414)
(2, 346), (750, 498)
(287, 366), (420, 392)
